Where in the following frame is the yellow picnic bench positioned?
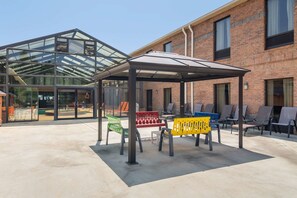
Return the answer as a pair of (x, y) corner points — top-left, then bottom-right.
(159, 117), (212, 156)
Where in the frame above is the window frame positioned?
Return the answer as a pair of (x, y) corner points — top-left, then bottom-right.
(265, 0), (295, 49)
(214, 16), (231, 60)
(163, 41), (172, 52)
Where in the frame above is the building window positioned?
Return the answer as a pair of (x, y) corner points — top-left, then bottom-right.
(214, 17), (230, 60)
(163, 88), (172, 111)
(84, 41), (96, 56)
(146, 50), (153, 54)
(163, 42), (172, 52)
(265, 78), (293, 117)
(266, 0), (294, 49)
(55, 38), (68, 52)
(214, 83), (230, 113)
(69, 39), (84, 54)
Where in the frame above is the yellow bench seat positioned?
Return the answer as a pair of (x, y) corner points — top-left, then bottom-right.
(159, 117), (213, 156)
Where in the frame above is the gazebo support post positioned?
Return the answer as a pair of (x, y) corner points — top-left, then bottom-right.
(180, 81), (185, 117)
(98, 80), (103, 142)
(238, 75), (243, 148)
(128, 68), (137, 164)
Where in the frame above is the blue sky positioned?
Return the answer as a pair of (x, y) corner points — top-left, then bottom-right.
(0, 0), (231, 54)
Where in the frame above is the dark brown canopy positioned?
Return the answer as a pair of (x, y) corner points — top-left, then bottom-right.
(94, 52), (249, 82)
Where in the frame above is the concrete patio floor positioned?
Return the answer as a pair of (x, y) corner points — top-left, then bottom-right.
(0, 119), (297, 198)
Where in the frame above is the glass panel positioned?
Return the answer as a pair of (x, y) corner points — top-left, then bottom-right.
(74, 32), (90, 40)
(58, 89), (75, 119)
(8, 49), (55, 63)
(56, 38), (68, 53)
(103, 87), (115, 116)
(215, 83), (230, 113)
(8, 87), (38, 121)
(38, 88), (54, 121)
(56, 77), (92, 86)
(267, 0), (294, 37)
(0, 86), (6, 123)
(117, 88), (129, 116)
(0, 75), (6, 84)
(56, 65), (94, 78)
(28, 40), (44, 50)
(9, 75), (54, 85)
(0, 62), (6, 74)
(9, 63), (55, 76)
(85, 45), (96, 56)
(69, 39), (84, 54)
(216, 17), (230, 51)
(56, 54), (95, 66)
(77, 89), (94, 118)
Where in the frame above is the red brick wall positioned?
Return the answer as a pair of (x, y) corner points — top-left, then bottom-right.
(136, 0), (297, 115)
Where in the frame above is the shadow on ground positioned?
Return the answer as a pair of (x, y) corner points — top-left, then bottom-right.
(233, 128), (297, 143)
(90, 136), (272, 187)
(1, 118), (100, 127)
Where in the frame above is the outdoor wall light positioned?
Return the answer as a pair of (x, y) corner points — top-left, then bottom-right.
(244, 82), (249, 90)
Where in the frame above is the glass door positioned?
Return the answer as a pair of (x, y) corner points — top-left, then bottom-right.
(214, 83), (230, 113)
(58, 88), (94, 119)
(58, 89), (76, 119)
(77, 89), (94, 118)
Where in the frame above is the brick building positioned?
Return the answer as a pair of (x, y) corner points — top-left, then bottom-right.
(131, 0), (297, 117)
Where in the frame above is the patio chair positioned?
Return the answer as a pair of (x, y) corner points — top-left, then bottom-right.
(184, 103), (193, 117)
(226, 105), (248, 128)
(106, 115), (143, 155)
(162, 103), (175, 115)
(203, 104), (214, 113)
(193, 103), (203, 114)
(231, 106), (273, 135)
(269, 107), (297, 138)
(217, 105), (233, 128)
(194, 112), (221, 143)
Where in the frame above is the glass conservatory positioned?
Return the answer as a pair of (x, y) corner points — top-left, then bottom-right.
(0, 29), (131, 122)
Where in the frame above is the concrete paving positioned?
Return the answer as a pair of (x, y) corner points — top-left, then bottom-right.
(0, 119), (297, 198)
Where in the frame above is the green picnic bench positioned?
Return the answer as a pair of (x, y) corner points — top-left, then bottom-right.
(106, 115), (143, 155)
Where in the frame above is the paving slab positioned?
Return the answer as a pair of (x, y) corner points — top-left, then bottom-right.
(0, 119), (297, 198)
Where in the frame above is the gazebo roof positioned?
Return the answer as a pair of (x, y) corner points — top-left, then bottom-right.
(94, 51), (250, 82)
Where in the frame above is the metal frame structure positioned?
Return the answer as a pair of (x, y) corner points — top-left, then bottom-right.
(94, 51), (250, 164)
(0, 29), (129, 122)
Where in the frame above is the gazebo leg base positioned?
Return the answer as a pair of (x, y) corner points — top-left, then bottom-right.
(126, 161), (139, 165)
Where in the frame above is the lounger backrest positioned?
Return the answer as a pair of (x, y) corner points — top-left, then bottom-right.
(233, 105), (248, 120)
(255, 106), (273, 124)
(194, 103), (203, 113)
(220, 105), (233, 119)
(204, 104), (214, 113)
(278, 107), (297, 124)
